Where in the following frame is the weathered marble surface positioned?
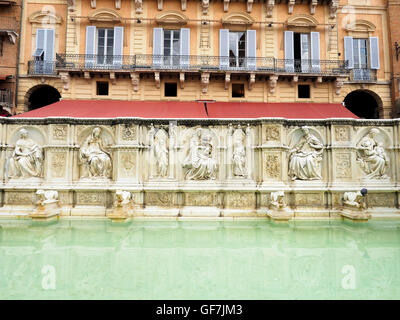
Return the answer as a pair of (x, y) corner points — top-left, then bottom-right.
(0, 117), (399, 218)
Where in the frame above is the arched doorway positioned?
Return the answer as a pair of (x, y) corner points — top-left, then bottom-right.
(26, 85), (61, 111)
(343, 90), (381, 119)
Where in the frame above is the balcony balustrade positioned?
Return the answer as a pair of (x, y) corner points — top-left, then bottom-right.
(27, 54), (350, 77)
(349, 68), (377, 82)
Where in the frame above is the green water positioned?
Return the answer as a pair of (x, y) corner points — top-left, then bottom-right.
(0, 218), (399, 299)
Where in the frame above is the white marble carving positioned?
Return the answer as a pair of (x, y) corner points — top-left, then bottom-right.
(154, 130), (169, 178)
(31, 189), (60, 219)
(8, 129), (43, 179)
(183, 129), (217, 180)
(115, 190), (133, 207)
(270, 191), (286, 210)
(79, 127), (112, 179)
(232, 129), (246, 177)
(356, 128), (389, 179)
(288, 126), (323, 180)
(343, 191), (367, 209)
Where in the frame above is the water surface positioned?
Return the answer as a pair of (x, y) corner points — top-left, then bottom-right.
(0, 219), (399, 299)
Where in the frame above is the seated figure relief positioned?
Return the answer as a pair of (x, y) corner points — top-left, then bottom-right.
(79, 127), (112, 179)
(356, 128), (389, 179)
(8, 129), (43, 179)
(288, 126), (324, 181)
(183, 129), (217, 180)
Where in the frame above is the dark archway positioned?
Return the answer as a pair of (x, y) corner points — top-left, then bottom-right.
(343, 90), (381, 119)
(27, 85), (61, 111)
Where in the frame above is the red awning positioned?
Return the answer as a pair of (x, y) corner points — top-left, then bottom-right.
(13, 100), (358, 119)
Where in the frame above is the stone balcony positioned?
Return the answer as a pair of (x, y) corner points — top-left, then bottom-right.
(28, 54), (350, 94)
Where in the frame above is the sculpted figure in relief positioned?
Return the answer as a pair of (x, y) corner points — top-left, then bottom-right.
(8, 129), (43, 178)
(115, 190), (132, 207)
(183, 129), (217, 180)
(288, 126), (323, 180)
(343, 190), (367, 210)
(356, 128), (389, 179)
(270, 191), (286, 210)
(232, 134), (246, 177)
(79, 127), (112, 179)
(36, 189), (59, 206)
(154, 134), (169, 177)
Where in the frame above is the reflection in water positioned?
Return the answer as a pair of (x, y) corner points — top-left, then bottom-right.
(0, 219), (399, 299)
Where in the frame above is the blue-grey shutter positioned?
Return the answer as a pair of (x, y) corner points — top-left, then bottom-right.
(34, 29), (46, 73)
(180, 28), (190, 68)
(246, 30), (256, 70)
(44, 29), (55, 74)
(113, 26), (124, 68)
(369, 36), (380, 69)
(310, 32), (320, 73)
(343, 36), (354, 69)
(153, 28), (163, 67)
(219, 29), (229, 69)
(36, 29), (45, 51)
(284, 31), (294, 72)
(85, 26), (96, 68)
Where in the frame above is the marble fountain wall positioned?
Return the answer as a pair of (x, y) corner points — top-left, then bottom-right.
(0, 117), (399, 219)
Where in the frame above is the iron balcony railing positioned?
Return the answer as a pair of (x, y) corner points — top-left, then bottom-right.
(28, 60), (58, 75)
(349, 68), (377, 82)
(0, 89), (12, 106)
(27, 54), (349, 76)
(54, 54), (349, 75)
(0, 16), (17, 31)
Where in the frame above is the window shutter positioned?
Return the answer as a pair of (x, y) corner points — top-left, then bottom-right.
(180, 28), (190, 68)
(219, 29), (229, 69)
(343, 36), (354, 69)
(44, 29), (55, 74)
(369, 36), (380, 69)
(85, 26), (96, 68)
(246, 30), (257, 70)
(153, 28), (163, 67)
(36, 29), (45, 51)
(113, 26), (124, 67)
(284, 31), (294, 72)
(310, 32), (320, 73)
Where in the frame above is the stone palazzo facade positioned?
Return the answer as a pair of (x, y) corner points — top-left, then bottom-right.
(0, 117), (399, 218)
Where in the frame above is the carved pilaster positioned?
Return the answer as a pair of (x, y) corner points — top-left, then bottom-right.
(247, 0), (253, 13)
(115, 0), (121, 9)
(135, 0), (143, 13)
(201, 72), (210, 93)
(157, 0), (163, 10)
(290, 75), (298, 87)
(180, 72), (185, 89)
(202, 0), (209, 15)
(288, 0), (295, 14)
(269, 75), (278, 94)
(335, 77), (345, 96)
(330, 0), (339, 19)
(110, 72), (116, 85)
(248, 73), (255, 90)
(90, 0), (96, 9)
(131, 72), (140, 92)
(225, 73), (231, 90)
(310, 0), (317, 15)
(181, 0), (187, 11)
(67, 0), (76, 12)
(224, 0), (230, 12)
(155, 72), (160, 89)
(266, 0), (274, 18)
(60, 72), (70, 90)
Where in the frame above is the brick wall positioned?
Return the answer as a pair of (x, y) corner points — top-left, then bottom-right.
(388, 0), (400, 116)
